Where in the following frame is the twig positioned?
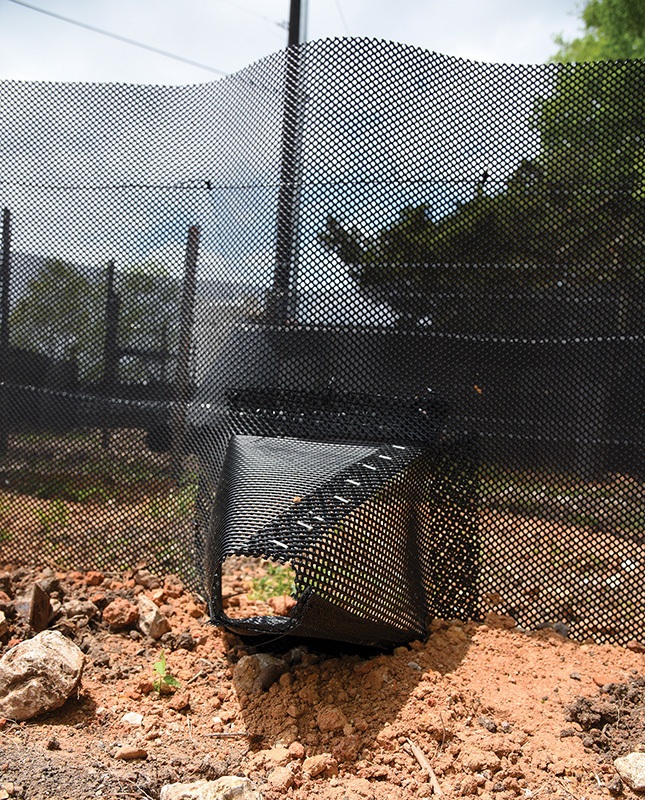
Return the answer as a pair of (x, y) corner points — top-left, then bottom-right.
(204, 731), (256, 738)
(185, 670), (204, 685)
(404, 738), (443, 797)
(555, 778), (584, 799)
(522, 787), (549, 799)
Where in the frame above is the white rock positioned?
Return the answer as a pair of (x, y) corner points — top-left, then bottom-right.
(0, 630), (84, 721)
(614, 752), (645, 791)
(137, 595), (171, 639)
(0, 609), (7, 637)
(159, 776), (262, 800)
(121, 711), (144, 726)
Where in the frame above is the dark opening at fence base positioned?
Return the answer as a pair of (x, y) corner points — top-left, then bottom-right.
(205, 429), (479, 648)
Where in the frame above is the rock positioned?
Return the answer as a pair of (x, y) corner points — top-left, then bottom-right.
(121, 711), (144, 726)
(316, 706), (347, 733)
(0, 630), (84, 720)
(49, 598), (62, 620)
(176, 631), (196, 651)
(159, 776), (262, 800)
(0, 573), (12, 594)
(568, 697), (619, 729)
(614, 752), (645, 791)
(461, 749), (501, 773)
(267, 596), (296, 617)
(263, 747), (290, 768)
(164, 579), (185, 599)
(134, 568), (161, 590)
(62, 598), (99, 620)
(233, 654), (288, 694)
(267, 766), (294, 792)
(36, 568), (60, 595)
(186, 600), (206, 619)
(626, 640), (645, 654)
(288, 741), (305, 760)
(0, 611), (7, 638)
(137, 596), (171, 639)
(103, 598), (139, 629)
(84, 571), (104, 586)
(552, 622), (570, 638)
(29, 585), (52, 632)
(114, 745), (148, 760)
(168, 691), (191, 712)
(302, 753), (338, 778)
(13, 593), (31, 621)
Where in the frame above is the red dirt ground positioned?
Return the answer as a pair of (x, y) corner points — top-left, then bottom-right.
(0, 563), (644, 799)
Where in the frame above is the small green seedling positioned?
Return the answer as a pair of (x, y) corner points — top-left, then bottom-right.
(152, 650), (180, 695)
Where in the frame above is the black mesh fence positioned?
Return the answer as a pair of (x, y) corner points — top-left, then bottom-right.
(0, 39), (642, 645)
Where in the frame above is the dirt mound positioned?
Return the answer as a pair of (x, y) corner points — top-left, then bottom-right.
(0, 563), (644, 800)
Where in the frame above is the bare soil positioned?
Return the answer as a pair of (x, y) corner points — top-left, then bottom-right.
(0, 563), (644, 800)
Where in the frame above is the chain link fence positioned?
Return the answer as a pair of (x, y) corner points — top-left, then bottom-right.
(0, 38), (642, 643)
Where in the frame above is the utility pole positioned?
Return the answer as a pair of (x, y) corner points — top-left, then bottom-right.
(287, 0), (307, 48)
(266, 0), (308, 325)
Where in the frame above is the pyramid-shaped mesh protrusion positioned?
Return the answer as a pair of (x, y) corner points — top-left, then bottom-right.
(206, 423), (479, 647)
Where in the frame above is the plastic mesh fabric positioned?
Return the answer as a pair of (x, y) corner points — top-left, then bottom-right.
(206, 397), (479, 646)
(0, 39), (642, 645)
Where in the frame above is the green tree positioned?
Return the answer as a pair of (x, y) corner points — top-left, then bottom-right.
(319, 1), (645, 331)
(10, 258), (102, 375)
(10, 258), (180, 382)
(552, 0), (645, 62)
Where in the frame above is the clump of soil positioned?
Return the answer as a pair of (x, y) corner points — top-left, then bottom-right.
(0, 562), (644, 800)
(566, 676), (645, 757)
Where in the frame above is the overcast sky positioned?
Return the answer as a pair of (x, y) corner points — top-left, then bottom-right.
(0, 0), (584, 86)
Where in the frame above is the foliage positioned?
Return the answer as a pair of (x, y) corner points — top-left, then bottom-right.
(146, 484), (198, 520)
(10, 259), (180, 382)
(10, 258), (102, 375)
(152, 649), (180, 695)
(249, 562), (295, 601)
(552, 0), (645, 62)
(34, 498), (69, 537)
(318, 3), (645, 328)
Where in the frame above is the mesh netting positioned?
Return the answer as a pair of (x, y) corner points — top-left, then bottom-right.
(0, 38), (642, 645)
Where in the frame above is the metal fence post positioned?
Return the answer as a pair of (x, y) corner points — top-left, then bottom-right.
(0, 208), (11, 456)
(100, 259), (120, 449)
(171, 225), (200, 484)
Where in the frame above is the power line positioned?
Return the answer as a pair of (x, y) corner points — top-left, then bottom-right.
(333, 0), (351, 36)
(5, 0), (230, 77)
(214, 0), (287, 34)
